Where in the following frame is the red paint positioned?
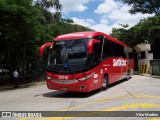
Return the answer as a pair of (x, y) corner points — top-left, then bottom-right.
(88, 39), (100, 54)
(39, 42), (53, 57)
(40, 31), (134, 92)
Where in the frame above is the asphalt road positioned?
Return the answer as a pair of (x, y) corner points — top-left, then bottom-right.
(0, 75), (160, 120)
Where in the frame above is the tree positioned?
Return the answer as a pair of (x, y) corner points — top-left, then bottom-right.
(36, 0), (62, 11)
(35, 0), (62, 24)
(121, 0), (160, 15)
(0, 0), (94, 85)
(110, 16), (160, 58)
(110, 24), (134, 46)
(0, 0), (43, 82)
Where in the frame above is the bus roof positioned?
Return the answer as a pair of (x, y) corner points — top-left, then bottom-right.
(54, 31), (127, 47)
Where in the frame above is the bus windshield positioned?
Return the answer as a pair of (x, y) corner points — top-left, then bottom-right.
(47, 38), (90, 74)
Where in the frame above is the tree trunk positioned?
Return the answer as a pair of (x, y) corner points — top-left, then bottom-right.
(21, 28), (27, 84)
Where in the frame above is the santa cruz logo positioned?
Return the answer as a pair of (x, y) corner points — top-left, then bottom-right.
(113, 59), (127, 67)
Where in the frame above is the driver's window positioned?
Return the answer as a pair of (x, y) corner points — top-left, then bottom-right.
(91, 44), (101, 66)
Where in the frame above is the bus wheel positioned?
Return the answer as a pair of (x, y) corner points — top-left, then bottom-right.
(101, 76), (108, 90)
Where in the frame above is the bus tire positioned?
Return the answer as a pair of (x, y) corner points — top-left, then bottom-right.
(101, 75), (108, 90)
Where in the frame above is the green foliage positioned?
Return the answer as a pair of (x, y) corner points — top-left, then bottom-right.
(111, 0), (160, 58)
(121, 0), (160, 15)
(0, 0), (93, 83)
(111, 16), (160, 47)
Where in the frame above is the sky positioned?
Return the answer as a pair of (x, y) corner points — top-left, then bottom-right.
(56, 0), (154, 34)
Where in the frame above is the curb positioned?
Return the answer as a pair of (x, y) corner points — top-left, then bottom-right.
(141, 74), (160, 79)
(0, 81), (46, 92)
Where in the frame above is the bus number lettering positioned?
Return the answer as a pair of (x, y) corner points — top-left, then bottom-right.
(113, 59), (127, 67)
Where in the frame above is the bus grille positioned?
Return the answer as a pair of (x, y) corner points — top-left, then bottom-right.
(51, 79), (78, 84)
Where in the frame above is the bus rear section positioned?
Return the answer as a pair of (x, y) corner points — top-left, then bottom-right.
(40, 31), (133, 92)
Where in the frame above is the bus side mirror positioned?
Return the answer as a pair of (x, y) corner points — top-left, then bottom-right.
(39, 42), (54, 57)
(88, 39), (100, 54)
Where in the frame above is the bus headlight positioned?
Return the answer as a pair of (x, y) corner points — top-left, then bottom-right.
(46, 76), (52, 80)
(78, 72), (94, 81)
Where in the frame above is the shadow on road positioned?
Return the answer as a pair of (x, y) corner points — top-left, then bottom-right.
(42, 77), (132, 98)
(43, 89), (101, 98)
(108, 77), (132, 88)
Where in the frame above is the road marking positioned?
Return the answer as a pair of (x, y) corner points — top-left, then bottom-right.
(61, 94), (160, 111)
(148, 118), (160, 120)
(135, 94), (160, 99)
(18, 94), (160, 120)
(36, 103), (160, 120)
(61, 94), (129, 111)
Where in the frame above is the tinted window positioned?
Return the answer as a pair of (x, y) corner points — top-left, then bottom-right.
(103, 39), (126, 59)
(47, 38), (90, 74)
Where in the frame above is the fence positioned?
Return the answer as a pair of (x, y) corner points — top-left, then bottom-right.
(0, 68), (46, 90)
(150, 59), (160, 76)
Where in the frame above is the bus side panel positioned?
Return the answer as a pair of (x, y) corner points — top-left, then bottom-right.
(100, 57), (129, 85)
(128, 58), (134, 75)
(119, 58), (129, 80)
(91, 65), (104, 90)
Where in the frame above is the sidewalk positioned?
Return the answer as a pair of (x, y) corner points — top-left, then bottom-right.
(134, 71), (160, 79)
(141, 74), (160, 79)
(0, 81), (46, 92)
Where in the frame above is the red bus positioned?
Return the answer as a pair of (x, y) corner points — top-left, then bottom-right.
(40, 31), (133, 92)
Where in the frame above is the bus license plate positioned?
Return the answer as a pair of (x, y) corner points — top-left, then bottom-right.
(61, 88), (68, 91)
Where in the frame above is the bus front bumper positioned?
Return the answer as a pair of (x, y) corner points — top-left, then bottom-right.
(46, 79), (93, 92)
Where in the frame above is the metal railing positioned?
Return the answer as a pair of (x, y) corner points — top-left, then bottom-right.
(150, 59), (160, 76)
